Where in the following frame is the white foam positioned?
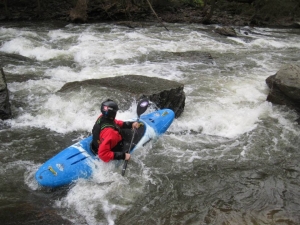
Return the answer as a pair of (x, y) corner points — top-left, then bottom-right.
(54, 158), (148, 225)
(252, 38), (290, 48)
(7, 91), (142, 133)
(0, 36), (69, 61)
(0, 27), (38, 39)
(48, 29), (78, 40)
(172, 73), (273, 139)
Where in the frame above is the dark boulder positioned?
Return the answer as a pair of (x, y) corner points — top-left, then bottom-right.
(266, 64), (300, 118)
(58, 75), (185, 118)
(0, 68), (12, 120)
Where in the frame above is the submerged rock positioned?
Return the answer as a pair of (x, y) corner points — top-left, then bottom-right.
(0, 68), (12, 120)
(59, 75), (185, 118)
(214, 26), (237, 37)
(266, 64), (300, 121)
(0, 52), (33, 63)
(147, 51), (214, 64)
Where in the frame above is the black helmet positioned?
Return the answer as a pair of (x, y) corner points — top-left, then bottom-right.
(101, 99), (119, 119)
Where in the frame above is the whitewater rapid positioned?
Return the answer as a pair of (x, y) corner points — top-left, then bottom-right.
(1, 22), (300, 224)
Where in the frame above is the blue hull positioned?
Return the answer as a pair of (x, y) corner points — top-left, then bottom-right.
(35, 109), (175, 188)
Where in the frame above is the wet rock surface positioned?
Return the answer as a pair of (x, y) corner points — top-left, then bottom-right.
(266, 64), (300, 121)
(59, 75), (185, 118)
(0, 68), (11, 120)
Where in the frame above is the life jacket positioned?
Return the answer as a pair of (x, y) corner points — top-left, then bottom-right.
(91, 116), (123, 154)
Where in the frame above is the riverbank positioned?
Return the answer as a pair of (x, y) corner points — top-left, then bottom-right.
(152, 7), (300, 28)
(0, 0), (299, 28)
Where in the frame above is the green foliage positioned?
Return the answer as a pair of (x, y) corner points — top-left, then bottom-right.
(182, 0), (204, 7)
(193, 0), (204, 7)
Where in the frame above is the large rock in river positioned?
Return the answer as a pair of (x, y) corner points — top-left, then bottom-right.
(0, 68), (12, 120)
(266, 64), (300, 117)
(58, 75), (185, 118)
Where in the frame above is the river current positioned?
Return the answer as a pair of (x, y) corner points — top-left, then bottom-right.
(0, 22), (300, 225)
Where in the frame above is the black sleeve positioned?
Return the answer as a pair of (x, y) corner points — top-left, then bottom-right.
(122, 121), (133, 129)
(113, 152), (126, 160)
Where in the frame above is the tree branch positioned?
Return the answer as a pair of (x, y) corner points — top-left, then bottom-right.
(145, 0), (169, 31)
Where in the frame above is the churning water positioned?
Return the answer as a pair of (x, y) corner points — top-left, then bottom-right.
(0, 21), (300, 224)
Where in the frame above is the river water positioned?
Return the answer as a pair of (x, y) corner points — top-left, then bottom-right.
(0, 22), (300, 225)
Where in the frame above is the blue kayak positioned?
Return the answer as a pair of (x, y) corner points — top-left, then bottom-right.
(35, 109), (175, 188)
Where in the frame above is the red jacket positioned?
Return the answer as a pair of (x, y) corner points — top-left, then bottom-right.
(97, 117), (124, 162)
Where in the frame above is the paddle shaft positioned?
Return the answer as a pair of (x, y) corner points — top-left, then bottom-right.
(121, 122), (138, 176)
(121, 98), (149, 176)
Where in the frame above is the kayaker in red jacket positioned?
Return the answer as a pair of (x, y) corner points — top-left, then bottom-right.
(91, 99), (140, 162)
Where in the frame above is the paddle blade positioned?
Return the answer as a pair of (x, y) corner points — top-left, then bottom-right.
(137, 98), (149, 117)
(122, 160), (128, 176)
